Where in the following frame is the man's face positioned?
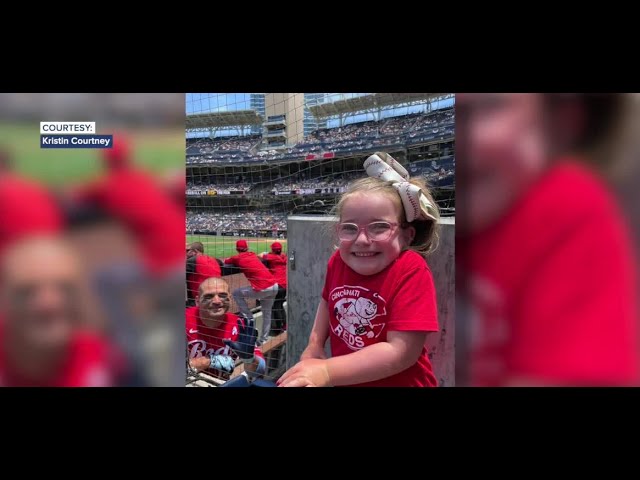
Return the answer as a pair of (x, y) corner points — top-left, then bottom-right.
(187, 248), (197, 259)
(197, 281), (230, 321)
(0, 241), (82, 353)
(457, 93), (550, 234)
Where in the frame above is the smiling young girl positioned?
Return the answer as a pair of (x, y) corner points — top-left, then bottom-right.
(278, 152), (441, 387)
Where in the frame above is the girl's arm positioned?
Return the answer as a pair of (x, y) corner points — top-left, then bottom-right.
(279, 330), (430, 387)
(325, 331), (428, 386)
(300, 299), (330, 360)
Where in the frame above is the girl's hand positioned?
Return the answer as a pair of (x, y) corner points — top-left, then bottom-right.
(277, 359), (331, 387)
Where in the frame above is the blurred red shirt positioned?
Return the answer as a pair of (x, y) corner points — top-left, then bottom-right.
(460, 159), (639, 386)
(0, 323), (118, 387)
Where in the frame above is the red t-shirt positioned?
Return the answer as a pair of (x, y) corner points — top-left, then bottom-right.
(186, 307), (264, 378)
(0, 174), (63, 254)
(187, 254), (222, 300)
(459, 160), (639, 386)
(322, 249), (439, 387)
(262, 253), (287, 289)
(0, 325), (117, 387)
(224, 252), (276, 291)
(73, 169), (184, 276)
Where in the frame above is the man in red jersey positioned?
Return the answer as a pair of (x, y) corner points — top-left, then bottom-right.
(0, 236), (126, 387)
(456, 93), (639, 386)
(261, 241), (287, 334)
(186, 277), (265, 382)
(186, 241), (221, 307)
(224, 240), (278, 345)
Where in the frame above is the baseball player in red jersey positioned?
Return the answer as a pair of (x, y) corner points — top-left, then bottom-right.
(186, 241), (221, 306)
(261, 242), (287, 334)
(261, 242), (287, 289)
(186, 278), (265, 381)
(224, 240), (278, 345)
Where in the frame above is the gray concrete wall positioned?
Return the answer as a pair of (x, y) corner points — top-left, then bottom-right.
(286, 215), (455, 386)
(425, 217), (455, 386)
(286, 216), (337, 368)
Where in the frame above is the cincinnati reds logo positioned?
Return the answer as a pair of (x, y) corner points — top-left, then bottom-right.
(329, 285), (386, 351)
(188, 339), (230, 359)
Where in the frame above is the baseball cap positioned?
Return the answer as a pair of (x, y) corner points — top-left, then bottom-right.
(236, 240), (248, 250)
(271, 242), (282, 252)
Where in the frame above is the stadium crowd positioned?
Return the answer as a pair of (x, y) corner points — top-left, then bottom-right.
(186, 109), (455, 165)
(187, 211), (287, 233)
(186, 135), (261, 155)
(185, 158), (456, 196)
(186, 182), (253, 192)
(271, 171), (361, 192)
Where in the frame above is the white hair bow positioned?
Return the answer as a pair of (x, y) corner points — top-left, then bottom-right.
(363, 152), (439, 223)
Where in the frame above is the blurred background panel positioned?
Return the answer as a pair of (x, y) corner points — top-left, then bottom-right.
(456, 93), (640, 387)
(0, 93), (185, 387)
(0, 93), (184, 185)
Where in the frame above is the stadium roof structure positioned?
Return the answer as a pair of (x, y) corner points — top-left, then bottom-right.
(186, 110), (263, 130)
(308, 93), (452, 119)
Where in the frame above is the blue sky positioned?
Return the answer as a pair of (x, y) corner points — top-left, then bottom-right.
(186, 93), (252, 115)
(185, 93), (454, 138)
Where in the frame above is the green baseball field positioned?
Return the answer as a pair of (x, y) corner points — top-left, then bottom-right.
(0, 123), (184, 185)
(186, 235), (288, 260)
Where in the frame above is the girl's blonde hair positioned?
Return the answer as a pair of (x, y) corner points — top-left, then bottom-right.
(332, 176), (440, 258)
